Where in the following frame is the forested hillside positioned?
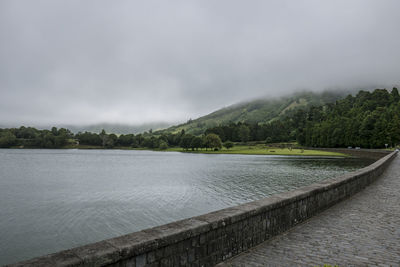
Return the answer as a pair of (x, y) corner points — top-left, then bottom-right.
(157, 90), (350, 135)
(204, 88), (400, 148)
(299, 88), (400, 148)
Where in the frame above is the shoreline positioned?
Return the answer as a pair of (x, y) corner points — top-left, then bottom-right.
(5, 145), (349, 157)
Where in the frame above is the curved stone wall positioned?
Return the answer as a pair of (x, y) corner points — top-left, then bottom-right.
(8, 151), (397, 267)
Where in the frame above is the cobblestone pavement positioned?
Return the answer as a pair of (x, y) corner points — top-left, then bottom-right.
(219, 155), (400, 267)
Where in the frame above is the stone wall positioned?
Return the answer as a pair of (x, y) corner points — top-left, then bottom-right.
(8, 151), (397, 267)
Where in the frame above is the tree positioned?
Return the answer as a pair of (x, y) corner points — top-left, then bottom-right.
(201, 135), (208, 150)
(238, 125), (250, 143)
(97, 129), (116, 148)
(76, 132), (102, 146)
(205, 133), (222, 150)
(391, 87), (400, 102)
(16, 126), (37, 139)
(99, 129), (107, 147)
(159, 140), (168, 150)
(190, 136), (203, 150)
(133, 134), (144, 147)
(51, 127), (58, 136)
(179, 134), (194, 150)
(0, 131), (17, 148)
(389, 114), (400, 147)
(265, 137), (273, 144)
(117, 134), (135, 146)
(205, 127), (226, 141)
(106, 134), (118, 148)
(223, 141), (234, 149)
(142, 136), (159, 148)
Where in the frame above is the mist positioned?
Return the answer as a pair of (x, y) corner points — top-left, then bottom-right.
(1, 0), (399, 126)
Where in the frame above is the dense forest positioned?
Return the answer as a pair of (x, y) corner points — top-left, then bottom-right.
(0, 126), (224, 151)
(204, 88), (400, 148)
(0, 88), (399, 149)
(0, 127), (74, 149)
(300, 88), (400, 148)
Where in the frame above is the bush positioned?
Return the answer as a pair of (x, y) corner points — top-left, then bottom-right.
(223, 141), (234, 149)
(0, 132), (17, 148)
(159, 141), (168, 150)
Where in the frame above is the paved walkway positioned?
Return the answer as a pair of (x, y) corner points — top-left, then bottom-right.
(219, 155), (400, 267)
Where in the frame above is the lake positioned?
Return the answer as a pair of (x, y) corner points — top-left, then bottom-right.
(0, 149), (373, 265)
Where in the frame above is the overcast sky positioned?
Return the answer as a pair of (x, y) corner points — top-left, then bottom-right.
(1, 0), (399, 126)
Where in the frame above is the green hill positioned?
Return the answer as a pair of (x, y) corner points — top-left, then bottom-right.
(157, 90), (352, 135)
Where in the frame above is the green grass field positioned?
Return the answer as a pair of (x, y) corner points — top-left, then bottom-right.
(62, 143), (347, 157)
(163, 145), (347, 157)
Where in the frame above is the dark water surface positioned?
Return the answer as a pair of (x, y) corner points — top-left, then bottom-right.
(0, 149), (373, 265)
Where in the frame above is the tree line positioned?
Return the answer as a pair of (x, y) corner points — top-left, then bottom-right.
(75, 130), (224, 150)
(298, 88), (400, 148)
(1, 88), (399, 149)
(0, 127), (73, 148)
(0, 126), (224, 150)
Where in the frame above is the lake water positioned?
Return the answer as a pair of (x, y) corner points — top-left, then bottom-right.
(0, 149), (373, 265)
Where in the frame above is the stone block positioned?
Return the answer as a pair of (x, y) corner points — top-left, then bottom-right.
(106, 230), (159, 259)
(70, 240), (120, 266)
(142, 218), (210, 247)
(135, 254), (146, 267)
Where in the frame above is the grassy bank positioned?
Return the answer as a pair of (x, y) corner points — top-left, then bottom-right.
(32, 143), (348, 157)
(163, 145), (347, 157)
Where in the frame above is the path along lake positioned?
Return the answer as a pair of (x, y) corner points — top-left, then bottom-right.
(0, 149), (374, 265)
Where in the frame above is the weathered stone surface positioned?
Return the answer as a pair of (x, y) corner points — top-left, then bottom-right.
(5, 249), (83, 267)
(5, 255), (58, 267)
(71, 240), (120, 266)
(239, 195), (286, 215)
(142, 218), (210, 246)
(135, 254), (146, 267)
(195, 208), (248, 229)
(106, 230), (159, 259)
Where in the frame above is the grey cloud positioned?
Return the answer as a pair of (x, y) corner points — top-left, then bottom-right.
(1, 0), (399, 126)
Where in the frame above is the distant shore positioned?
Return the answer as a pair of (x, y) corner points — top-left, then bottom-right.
(165, 147), (348, 157)
(8, 144), (348, 157)
(156, 145), (348, 157)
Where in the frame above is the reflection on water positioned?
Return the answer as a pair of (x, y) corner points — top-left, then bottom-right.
(0, 149), (373, 265)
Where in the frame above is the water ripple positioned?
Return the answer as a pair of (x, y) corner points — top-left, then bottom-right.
(0, 149), (373, 265)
